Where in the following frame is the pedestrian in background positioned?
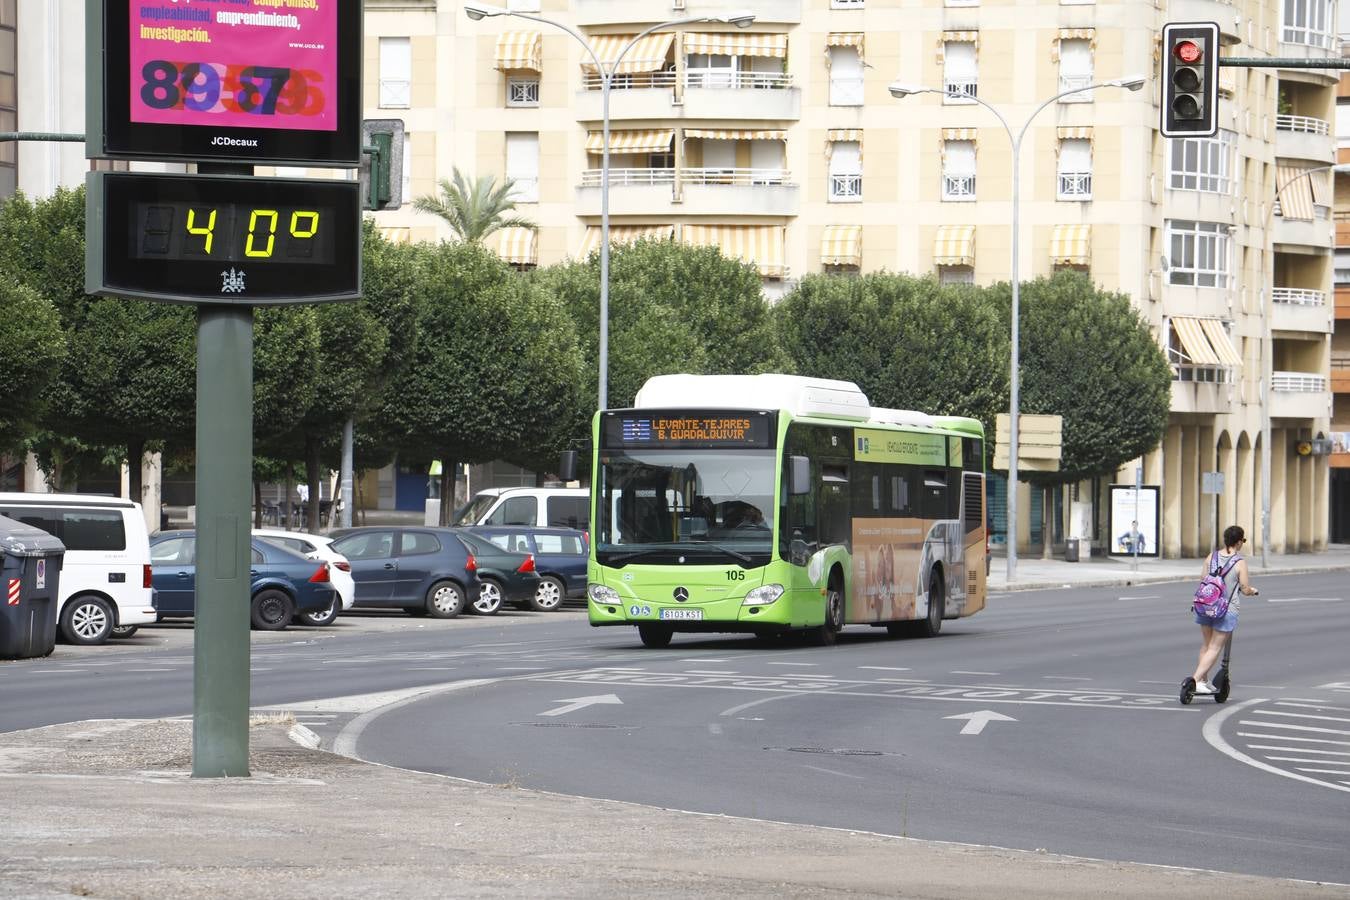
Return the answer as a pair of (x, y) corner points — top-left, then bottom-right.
(1189, 525), (1258, 695)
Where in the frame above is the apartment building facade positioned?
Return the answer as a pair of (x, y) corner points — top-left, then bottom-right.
(1332, 62), (1350, 543)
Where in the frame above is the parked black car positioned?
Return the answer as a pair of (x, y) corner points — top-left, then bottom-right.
(465, 525), (587, 612)
(329, 527), (538, 617)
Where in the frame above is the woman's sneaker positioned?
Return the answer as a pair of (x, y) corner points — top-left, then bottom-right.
(1194, 680), (1217, 694)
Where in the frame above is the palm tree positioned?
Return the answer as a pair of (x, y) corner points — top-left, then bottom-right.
(413, 167), (536, 243)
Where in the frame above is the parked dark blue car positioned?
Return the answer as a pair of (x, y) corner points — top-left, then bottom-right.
(465, 526), (587, 611)
(149, 531), (338, 631)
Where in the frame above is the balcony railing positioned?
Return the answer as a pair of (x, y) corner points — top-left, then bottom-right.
(1057, 73), (1093, 100)
(579, 168), (676, 187)
(582, 71), (677, 91)
(1281, 26), (1335, 49)
(1173, 364), (1235, 384)
(684, 70), (793, 90)
(943, 78), (977, 102)
(829, 77), (864, 106)
(1272, 371), (1328, 392)
(1276, 114), (1330, 135)
(1272, 287), (1327, 306)
(1057, 171), (1092, 199)
(943, 173), (976, 200)
(681, 168), (792, 186)
(829, 173), (862, 200)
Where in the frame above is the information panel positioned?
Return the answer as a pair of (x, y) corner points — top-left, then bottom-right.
(86, 172), (361, 304)
(88, 0), (361, 165)
(601, 411), (775, 449)
(1108, 485), (1160, 558)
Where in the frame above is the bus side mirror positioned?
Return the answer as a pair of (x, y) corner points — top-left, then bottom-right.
(558, 450), (578, 483)
(789, 455), (810, 495)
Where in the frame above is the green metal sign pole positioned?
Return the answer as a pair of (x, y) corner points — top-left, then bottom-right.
(192, 303), (254, 778)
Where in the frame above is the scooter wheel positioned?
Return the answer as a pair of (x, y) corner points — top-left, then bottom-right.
(1180, 677), (1196, 705)
(1212, 670), (1230, 704)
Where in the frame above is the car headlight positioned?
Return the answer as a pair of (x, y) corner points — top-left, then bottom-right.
(743, 583), (784, 606)
(588, 583), (620, 603)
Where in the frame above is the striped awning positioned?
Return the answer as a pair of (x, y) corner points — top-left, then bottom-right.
(825, 32), (865, 62)
(1275, 165), (1316, 221)
(821, 225), (862, 267)
(580, 33), (676, 74)
(684, 129), (786, 141)
(586, 129), (675, 154)
(682, 224), (787, 277)
(943, 30), (980, 44)
(1172, 317), (1220, 366)
(1049, 224), (1091, 265)
(1310, 167), (1332, 207)
(1056, 126), (1093, 141)
(683, 32), (788, 58)
(495, 31), (542, 72)
(495, 226), (537, 266)
(933, 225), (975, 266)
(826, 129), (863, 160)
(942, 128), (978, 142)
(1052, 28), (1096, 60)
(1199, 318), (1243, 366)
(579, 224), (675, 258)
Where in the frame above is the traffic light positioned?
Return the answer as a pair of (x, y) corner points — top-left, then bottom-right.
(1161, 22), (1220, 138)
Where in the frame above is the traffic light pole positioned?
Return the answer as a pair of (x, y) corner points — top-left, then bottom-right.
(1219, 58), (1350, 69)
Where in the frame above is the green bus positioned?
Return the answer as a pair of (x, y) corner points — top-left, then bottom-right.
(586, 374), (987, 647)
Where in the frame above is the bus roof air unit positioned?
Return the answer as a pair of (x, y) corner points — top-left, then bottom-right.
(867, 407), (937, 429)
(633, 374), (871, 421)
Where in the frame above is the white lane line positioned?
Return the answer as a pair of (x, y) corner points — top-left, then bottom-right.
(719, 693), (808, 718)
(951, 671), (999, 676)
(1043, 676), (1092, 681)
(1296, 766), (1350, 775)
(1237, 732), (1350, 746)
(1249, 745), (1350, 756)
(858, 666), (911, 672)
(1276, 700), (1350, 713)
(1250, 710), (1350, 724)
(1205, 700), (1350, 794)
(801, 764), (865, 780)
(333, 679), (495, 758)
(1237, 720), (1350, 736)
(1265, 756), (1350, 766)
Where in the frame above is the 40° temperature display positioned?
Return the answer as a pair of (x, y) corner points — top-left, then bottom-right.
(134, 202), (335, 265)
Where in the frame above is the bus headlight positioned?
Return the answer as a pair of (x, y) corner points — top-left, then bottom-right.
(743, 583), (784, 606)
(588, 583), (620, 603)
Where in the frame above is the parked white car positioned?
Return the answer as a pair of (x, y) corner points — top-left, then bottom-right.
(252, 529), (354, 626)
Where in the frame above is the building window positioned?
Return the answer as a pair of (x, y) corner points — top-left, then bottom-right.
(1335, 248), (1350, 286)
(938, 265), (974, 285)
(828, 47), (864, 106)
(942, 140), (976, 201)
(1057, 39), (1093, 99)
(943, 41), (977, 103)
(505, 132), (539, 203)
(828, 141), (862, 202)
(1169, 130), (1235, 194)
(1056, 139), (1092, 200)
(1283, 0), (1334, 48)
(1166, 220), (1231, 288)
(379, 37), (412, 108)
(507, 77), (540, 107)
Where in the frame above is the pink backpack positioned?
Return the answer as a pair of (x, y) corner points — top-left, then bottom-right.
(1192, 551), (1240, 620)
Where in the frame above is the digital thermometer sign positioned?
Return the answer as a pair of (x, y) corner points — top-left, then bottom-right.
(86, 172), (360, 305)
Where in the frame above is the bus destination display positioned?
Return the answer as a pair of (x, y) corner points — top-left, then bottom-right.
(603, 412), (773, 449)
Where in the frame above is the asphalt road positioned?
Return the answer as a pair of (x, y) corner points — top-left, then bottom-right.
(3, 573), (1347, 885)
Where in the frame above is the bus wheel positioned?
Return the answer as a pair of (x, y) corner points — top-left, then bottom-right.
(918, 572), (944, 638)
(638, 624), (672, 648)
(810, 582), (844, 646)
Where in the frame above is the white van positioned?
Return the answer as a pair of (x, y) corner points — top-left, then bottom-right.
(454, 487), (589, 530)
(0, 493), (157, 645)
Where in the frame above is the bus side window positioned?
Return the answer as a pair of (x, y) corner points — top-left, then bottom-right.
(922, 470), (948, 519)
(783, 466), (818, 557)
(819, 465), (850, 547)
(889, 474), (912, 516)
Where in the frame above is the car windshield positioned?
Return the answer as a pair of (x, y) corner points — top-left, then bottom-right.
(596, 448), (775, 567)
(454, 493), (498, 525)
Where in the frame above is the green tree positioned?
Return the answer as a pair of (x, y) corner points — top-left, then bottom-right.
(1017, 270), (1171, 483)
(538, 238), (789, 410)
(0, 276), (65, 452)
(773, 272), (1009, 437)
(377, 240), (585, 523)
(413, 168), (535, 244)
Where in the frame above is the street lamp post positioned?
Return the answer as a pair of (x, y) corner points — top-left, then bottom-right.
(889, 76), (1145, 582)
(465, 4), (755, 411)
(1259, 162), (1349, 567)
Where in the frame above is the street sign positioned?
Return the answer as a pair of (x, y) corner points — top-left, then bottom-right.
(992, 413), (1063, 472)
(86, 0), (362, 166)
(86, 172), (361, 304)
(1201, 471), (1225, 495)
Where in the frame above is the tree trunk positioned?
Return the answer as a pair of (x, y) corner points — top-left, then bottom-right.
(305, 438), (323, 534)
(283, 466), (295, 530)
(438, 459), (457, 526)
(126, 436), (146, 503)
(253, 481), (263, 529)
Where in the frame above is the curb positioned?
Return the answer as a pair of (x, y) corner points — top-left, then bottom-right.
(989, 562), (1350, 594)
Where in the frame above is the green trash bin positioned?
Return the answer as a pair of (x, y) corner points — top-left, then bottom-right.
(0, 514), (65, 660)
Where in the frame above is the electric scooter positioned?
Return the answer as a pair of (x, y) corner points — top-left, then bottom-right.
(1180, 599), (1250, 705)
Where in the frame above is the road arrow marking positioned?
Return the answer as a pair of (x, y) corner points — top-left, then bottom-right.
(945, 710), (1017, 735)
(538, 694), (623, 717)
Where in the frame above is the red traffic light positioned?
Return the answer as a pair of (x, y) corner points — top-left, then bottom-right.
(1173, 39), (1203, 64)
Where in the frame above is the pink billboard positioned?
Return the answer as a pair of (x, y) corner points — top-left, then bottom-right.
(129, 1), (338, 132)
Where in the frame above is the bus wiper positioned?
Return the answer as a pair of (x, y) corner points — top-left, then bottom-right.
(694, 545), (753, 564)
(601, 547), (676, 565)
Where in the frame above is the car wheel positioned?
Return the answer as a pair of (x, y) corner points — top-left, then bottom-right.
(472, 579), (503, 615)
(425, 580), (465, 619)
(917, 572), (944, 638)
(60, 595), (114, 645)
(111, 625), (139, 639)
(808, 578), (844, 647)
(294, 596), (339, 627)
(638, 623), (673, 648)
(528, 576), (565, 612)
(250, 589), (294, 631)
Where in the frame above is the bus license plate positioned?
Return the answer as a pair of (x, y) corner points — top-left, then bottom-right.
(659, 608), (703, 621)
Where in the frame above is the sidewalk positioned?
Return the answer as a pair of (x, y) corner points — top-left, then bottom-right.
(3, 718), (1347, 899)
(987, 544), (1350, 593)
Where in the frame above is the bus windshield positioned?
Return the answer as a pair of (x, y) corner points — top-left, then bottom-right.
(596, 448), (776, 567)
